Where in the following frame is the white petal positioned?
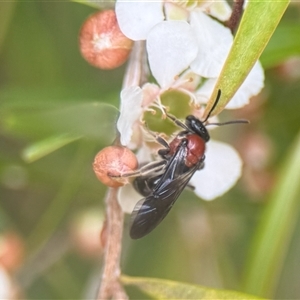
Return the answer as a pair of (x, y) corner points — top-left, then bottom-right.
(115, 1), (164, 41)
(225, 61), (265, 109)
(190, 140), (242, 201)
(117, 86), (143, 146)
(147, 21), (198, 88)
(118, 183), (142, 214)
(190, 11), (233, 78)
(141, 83), (161, 107)
(196, 62), (265, 109)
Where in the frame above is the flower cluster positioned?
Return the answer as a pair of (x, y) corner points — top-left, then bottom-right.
(113, 1), (264, 212)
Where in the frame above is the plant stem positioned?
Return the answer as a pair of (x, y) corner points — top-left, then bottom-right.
(226, 0), (245, 34)
(97, 187), (128, 300)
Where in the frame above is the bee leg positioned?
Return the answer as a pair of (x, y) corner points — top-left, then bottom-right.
(186, 183), (195, 191)
(109, 159), (166, 179)
(144, 123), (170, 150)
(166, 113), (190, 131)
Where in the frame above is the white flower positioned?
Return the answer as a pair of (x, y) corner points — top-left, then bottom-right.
(116, 0), (234, 87)
(114, 0), (265, 211)
(115, 0), (264, 109)
(115, 82), (247, 210)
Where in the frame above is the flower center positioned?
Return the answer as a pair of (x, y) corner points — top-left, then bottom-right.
(143, 89), (194, 135)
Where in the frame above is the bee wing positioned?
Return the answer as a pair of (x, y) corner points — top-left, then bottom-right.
(129, 167), (198, 239)
(130, 142), (199, 239)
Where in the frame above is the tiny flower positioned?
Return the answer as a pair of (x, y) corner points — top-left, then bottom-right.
(116, 1), (235, 87)
(113, 0), (265, 212)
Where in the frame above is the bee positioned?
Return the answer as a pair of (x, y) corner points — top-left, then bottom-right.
(122, 90), (247, 239)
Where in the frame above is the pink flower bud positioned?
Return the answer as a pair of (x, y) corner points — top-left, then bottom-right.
(93, 146), (138, 187)
(79, 10), (133, 69)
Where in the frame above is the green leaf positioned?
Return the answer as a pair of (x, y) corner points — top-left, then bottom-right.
(3, 102), (119, 144)
(121, 275), (264, 300)
(22, 134), (81, 163)
(260, 21), (300, 69)
(242, 130), (300, 297)
(205, 1), (289, 117)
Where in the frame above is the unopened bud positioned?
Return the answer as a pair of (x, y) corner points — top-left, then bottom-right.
(93, 146), (138, 187)
(79, 10), (133, 69)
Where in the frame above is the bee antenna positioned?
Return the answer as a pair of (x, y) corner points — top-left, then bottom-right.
(206, 119), (250, 127)
(203, 89), (221, 123)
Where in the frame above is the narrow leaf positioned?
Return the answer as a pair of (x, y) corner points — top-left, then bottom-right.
(205, 1), (289, 116)
(3, 102), (118, 144)
(122, 275), (264, 300)
(22, 134), (81, 163)
(243, 131), (300, 297)
(27, 141), (96, 248)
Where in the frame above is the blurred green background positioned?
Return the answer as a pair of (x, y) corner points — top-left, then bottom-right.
(0, 2), (300, 299)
